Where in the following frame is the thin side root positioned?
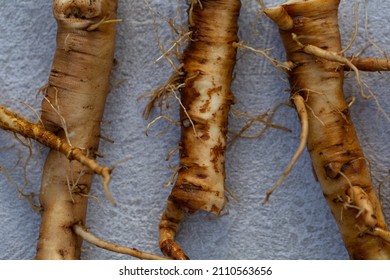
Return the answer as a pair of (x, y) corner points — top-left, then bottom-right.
(262, 94), (308, 205)
(233, 41), (295, 72)
(141, 71), (184, 120)
(0, 105), (114, 204)
(228, 105), (291, 146)
(86, 17), (123, 31)
(292, 34), (368, 99)
(225, 184), (240, 203)
(73, 224), (169, 260)
(189, 0), (203, 27)
(146, 115), (180, 137)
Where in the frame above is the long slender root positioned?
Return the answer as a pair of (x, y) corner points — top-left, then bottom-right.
(73, 224), (168, 260)
(145, 115), (180, 137)
(0, 105), (114, 204)
(228, 104), (291, 146)
(0, 163), (40, 212)
(233, 41), (294, 72)
(263, 94), (308, 205)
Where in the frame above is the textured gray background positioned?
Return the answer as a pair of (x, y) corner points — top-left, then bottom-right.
(0, 0), (389, 260)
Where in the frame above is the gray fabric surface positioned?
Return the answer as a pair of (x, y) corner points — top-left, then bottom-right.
(0, 0), (389, 260)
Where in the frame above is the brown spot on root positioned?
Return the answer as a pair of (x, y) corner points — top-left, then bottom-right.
(211, 205), (220, 213)
(176, 183), (204, 193)
(199, 99), (211, 113)
(177, 163), (204, 177)
(324, 162), (342, 179)
(292, 16), (305, 28)
(198, 58), (208, 65)
(210, 142), (224, 174)
(168, 194), (200, 213)
(318, 107), (325, 114)
(341, 158), (366, 176)
(58, 249), (67, 259)
(200, 132), (210, 141)
(158, 224), (178, 233)
(196, 173), (208, 179)
(207, 86), (222, 98)
(341, 107), (350, 118)
(170, 188), (211, 214)
(71, 183), (90, 195)
(54, 0), (104, 20)
(180, 78), (200, 110)
(163, 215), (183, 225)
(322, 192), (329, 199)
(332, 197), (339, 203)
(323, 147), (364, 180)
(160, 240), (189, 260)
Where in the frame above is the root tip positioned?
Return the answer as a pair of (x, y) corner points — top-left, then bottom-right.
(101, 168), (116, 205)
(262, 194), (271, 206)
(160, 239), (189, 260)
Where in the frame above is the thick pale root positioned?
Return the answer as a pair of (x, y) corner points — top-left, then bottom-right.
(265, 0), (390, 259)
(158, 0), (241, 259)
(35, 0), (118, 260)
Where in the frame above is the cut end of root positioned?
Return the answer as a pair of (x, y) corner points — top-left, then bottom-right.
(262, 192), (273, 206)
(264, 6), (293, 31)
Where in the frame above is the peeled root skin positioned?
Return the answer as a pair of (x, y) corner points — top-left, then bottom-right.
(158, 0), (241, 259)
